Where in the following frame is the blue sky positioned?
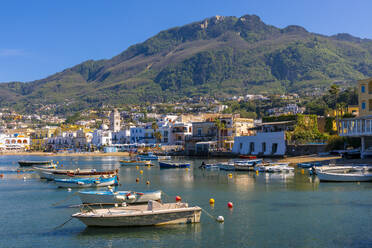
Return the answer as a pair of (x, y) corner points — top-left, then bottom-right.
(1, 0), (371, 82)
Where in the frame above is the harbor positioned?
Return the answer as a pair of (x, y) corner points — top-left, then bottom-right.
(1, 155), (372, 247)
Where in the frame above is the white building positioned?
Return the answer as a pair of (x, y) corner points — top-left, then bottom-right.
(110, 109), (121, 132)
(232, 131), (286, 156)
(91, 129), (113, 148)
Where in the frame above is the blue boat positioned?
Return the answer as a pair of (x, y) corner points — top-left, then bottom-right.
(218, 163), (235, 171)
(137, 152), (159, 160)
(297, 162), (322, 168)
(54, 176), (118, 188)
(159, 161), (190, 169)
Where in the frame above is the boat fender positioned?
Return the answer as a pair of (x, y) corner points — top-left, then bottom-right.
(77, 181), (85, 185)
(114, 195), (126, 202)
(127, 195), (136, 200)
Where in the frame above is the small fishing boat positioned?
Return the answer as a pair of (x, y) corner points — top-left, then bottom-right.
(34, 167), (95, 180)
(72, 200), (202, 227)
(52, 169), (119, 179)
(159, 161), (190, 169)
(119, 160), (152, 166)
(54, 176), (118, 188)
(137, 152), (159, 161)
(78, 190), (162, 204)
(217, 162), (235, 171)
(254, 163), (293, 173)
(199, 163), (220, 170)
(234, 159), (263, 171)
(297, 162), (322, 168)
(317, 170), (372, 182)
(18, 160), (52, 167)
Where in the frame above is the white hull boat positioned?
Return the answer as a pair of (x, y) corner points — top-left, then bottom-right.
(72, 201), (201, 227)
(120, 160), (152, 166)
(78, 190), (162, 204)
(317, 171), (372, 182)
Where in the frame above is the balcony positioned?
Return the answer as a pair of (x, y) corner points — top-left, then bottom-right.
(339, 117), (372, 136)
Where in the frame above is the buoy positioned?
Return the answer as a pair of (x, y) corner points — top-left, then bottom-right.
(136, 177), (139, 182)
(23, 177), (26, 180)
(217, 216), (224, 222)
(255, 170), (259, 175)
(61, 164), (63, 167)
(301, 169), (305, 174)
(0, 174), (3, 178)
(228, 173), (232, 178)
(185, 168), (189, 171)
(146, 180), (150, 185)
(136, 166), (139, 170)
(209, 198), (215, 204)
(176, 196), (181, 202)
(67, 188), (72, 192)
(227, 202), (233, 208)
(114, 203), (118, 208)
(140, 170), (143, 174)
(17, 170), (20, 173)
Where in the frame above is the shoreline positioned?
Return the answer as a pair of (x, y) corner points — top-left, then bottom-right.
(0, 151), (344, 163)
(0, 152), (131, 157)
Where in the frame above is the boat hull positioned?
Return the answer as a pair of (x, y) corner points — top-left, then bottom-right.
(55, 177), (118, 188)
(317, 172), (372, 182)
(120, 160), (151, 166)
(73, 207), (201, 227)
(78, 190), (162, 204)
(18, 161), (51, 167)
(159, 162), (190, 169)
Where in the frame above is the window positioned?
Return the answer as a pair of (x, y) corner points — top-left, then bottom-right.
(361, 85), (365, 93)
(272, 143), (278, 154)
(197, 128), (202, 136)
(250, 142), (255, 153)
(262, 142), (266, 152)
(362, 102), (366, 110)
(239, 143), (243, 150)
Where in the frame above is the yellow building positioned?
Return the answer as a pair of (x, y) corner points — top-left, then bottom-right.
(30, 127), (58, 151)
(358, 77), (372, 116)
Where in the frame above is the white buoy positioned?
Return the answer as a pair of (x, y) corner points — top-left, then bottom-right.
(67, 188), (72, 192)
(114, 203), (118, 208)
(23, 177), (26, 180)
(217, 216), (224, 222)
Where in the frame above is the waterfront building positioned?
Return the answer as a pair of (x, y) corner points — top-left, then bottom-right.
(339, 78), (372, 158)
(110, 109), (121, 132)
(0, 133), (30, 151)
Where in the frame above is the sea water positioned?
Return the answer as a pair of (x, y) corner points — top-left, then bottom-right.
(1, 155), (372, 248)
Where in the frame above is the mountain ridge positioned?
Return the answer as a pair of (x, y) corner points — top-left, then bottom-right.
(1, 14), (372, 114)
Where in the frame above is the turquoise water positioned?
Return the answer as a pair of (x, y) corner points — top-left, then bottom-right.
(1, 155), (372, 248)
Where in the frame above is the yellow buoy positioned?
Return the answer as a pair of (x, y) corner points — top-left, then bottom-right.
(185, 168), (189, 171)
(301, 169), (305, 174)
(209, 198), (215, 204)
(228, 173), (232, 178)
(140, 170), (143, 174)
(136, 166), (139, 170)
(255, 170), (259, 175)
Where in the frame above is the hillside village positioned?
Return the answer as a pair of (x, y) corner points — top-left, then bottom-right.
(0, 81), (364, 157)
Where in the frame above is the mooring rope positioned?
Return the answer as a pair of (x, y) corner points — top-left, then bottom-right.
(52, 192), (79, 207)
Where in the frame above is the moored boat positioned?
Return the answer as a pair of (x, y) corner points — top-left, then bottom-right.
(159, 161), (190, 169)
(317, 170), (372, 182)
(18, 160), (52, 167)
(217, 162), (235, 171)
(119, 160), (152, 166)
(239, 155), (257, 159)
(234, 159), (263, 171)
(72, 200), (202, 227)
(78, 190), (162, 204)
(54, 176), (118, 188)
(137, 152), (159, 161)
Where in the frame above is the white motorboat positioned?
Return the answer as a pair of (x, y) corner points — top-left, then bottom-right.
(72, 200), (202, 227)
(317, 170), (372, 182)
(78, 190), (162, 204)
(54, 176), (118, 188)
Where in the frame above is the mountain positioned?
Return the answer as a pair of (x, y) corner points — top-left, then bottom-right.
(1, 14), (372, 114)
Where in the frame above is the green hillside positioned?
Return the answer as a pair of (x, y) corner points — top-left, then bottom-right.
(1, 14), (372, 113)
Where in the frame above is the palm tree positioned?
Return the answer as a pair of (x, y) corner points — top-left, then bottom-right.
(214, 119), (226, 149)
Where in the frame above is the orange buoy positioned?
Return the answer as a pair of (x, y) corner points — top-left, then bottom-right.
(176, 196), (181, 202)
(146, 180), (150, 185)
(227, 202), (233, 208)
(17, 170), (20, 173)
(136, 177), (139, 182)
(0, 174), (3, 178)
